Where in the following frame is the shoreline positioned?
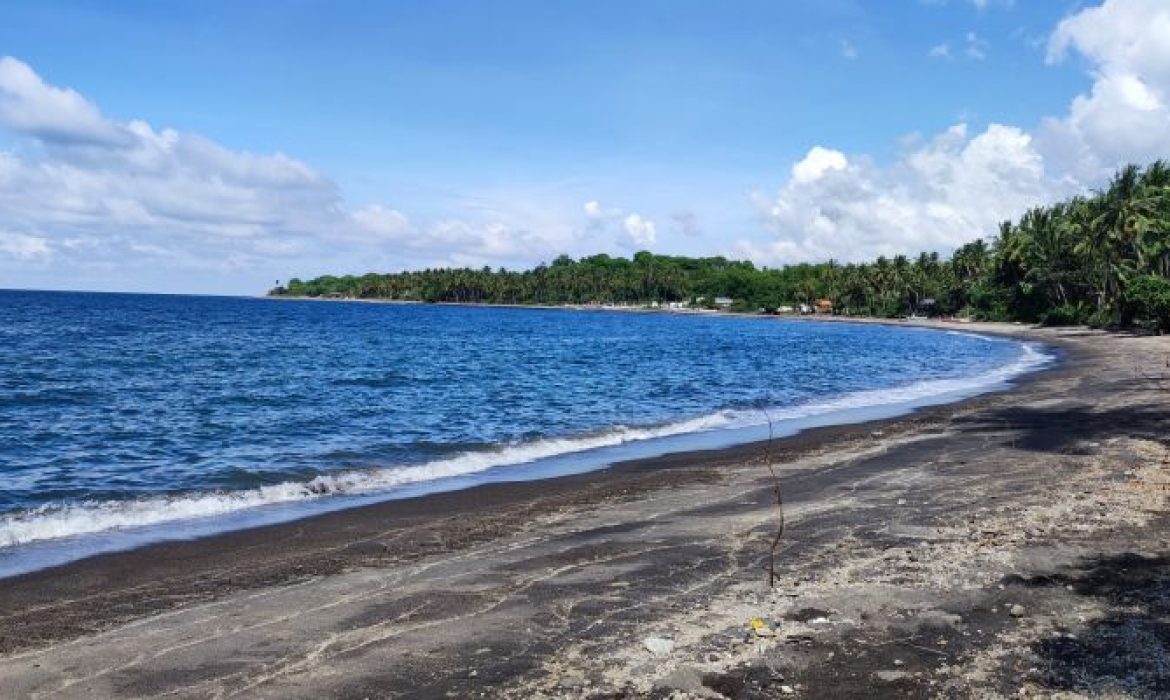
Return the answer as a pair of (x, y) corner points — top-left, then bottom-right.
(0, 334), (1053, 604)
(4, 323), (1167, 697)
(264, 293), (988, 322)
(0, 319), (1050, 578)
(0, 324), (1054, 623)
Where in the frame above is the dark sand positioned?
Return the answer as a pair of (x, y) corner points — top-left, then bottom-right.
(1, 322), (1168, 699)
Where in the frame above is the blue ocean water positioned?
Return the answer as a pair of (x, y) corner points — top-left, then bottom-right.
(0, 290), (1049, 573)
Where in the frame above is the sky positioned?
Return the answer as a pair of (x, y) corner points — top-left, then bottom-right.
(1, 0), (1169, 295)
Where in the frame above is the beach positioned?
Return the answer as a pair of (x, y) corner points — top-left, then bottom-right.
(0, 322), (1168, 698)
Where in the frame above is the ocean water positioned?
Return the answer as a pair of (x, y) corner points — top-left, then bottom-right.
(0, 290), (1051, 575)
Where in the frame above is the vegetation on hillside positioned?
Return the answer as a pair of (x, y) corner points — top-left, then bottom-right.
(271, 162), (1170, 331)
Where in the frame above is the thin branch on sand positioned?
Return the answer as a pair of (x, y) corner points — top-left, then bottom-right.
(761, 409), (785, 588)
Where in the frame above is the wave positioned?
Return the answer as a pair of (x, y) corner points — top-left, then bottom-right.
(0, 343), (1053, 550)
(755, 341), (1051, 423)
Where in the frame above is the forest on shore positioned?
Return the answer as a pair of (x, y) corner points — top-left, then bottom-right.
(271, 163), (1170, 331)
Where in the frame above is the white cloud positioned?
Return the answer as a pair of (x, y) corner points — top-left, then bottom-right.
(583, 199), (622, 224)
(747, 125), (1061, 265)
(350, 205), (412, 241)
(921, 0), (1015, 9)
(620, 213), (657, 249)
(583, 199), (659, 250)
(744, 0), (1170, 268)
(790, 146), (848, 184)
(0, 56), (590, 286)
(965, 31), (989, 60)
(841, 40), (858, 60)
(928, 32), (988, 61)
(1041, 0), (1170, 179)
(346, 204), (580, 268)
(928, 43), (952, 60)
(0, 56), (340, 251)
(0, 57), (128, 147)
(0, 230), (50, 260)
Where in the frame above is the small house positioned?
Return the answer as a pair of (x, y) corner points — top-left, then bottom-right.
(814, 299), (833, 314)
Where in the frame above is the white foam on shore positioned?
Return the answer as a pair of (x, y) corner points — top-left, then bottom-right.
(758, 342), (1051, 423)
(0, 343), (1052, 550)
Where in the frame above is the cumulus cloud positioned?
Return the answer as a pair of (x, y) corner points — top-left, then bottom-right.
(791, 146), (848, 184)
(746, 125), (1061, 265)
(620, 214), (657, 249)
(583, 199), (623, 228)
(744, 0), (1170, 267)
(0, 57), (129, 147)
(0, 56), (587, 287)
(582, 199), (659, 250)
(1040, 0), (1170, 180)
(0, 56), (340, 256)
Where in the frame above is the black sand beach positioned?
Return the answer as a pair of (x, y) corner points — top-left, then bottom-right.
(1, 322), (1168, 698)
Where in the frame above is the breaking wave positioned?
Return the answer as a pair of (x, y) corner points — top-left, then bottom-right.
(0, 342), (1052, 550)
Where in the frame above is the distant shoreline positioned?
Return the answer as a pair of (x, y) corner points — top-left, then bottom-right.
(263, 294), (718, 314)
(263, 292), (1001, 327)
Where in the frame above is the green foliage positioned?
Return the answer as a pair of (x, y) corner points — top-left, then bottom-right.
(1126, 275), (1170, 332)
(1086, 308), (1116, 329)
(270, 162), (1170, 328)
(1040, 303), (1089, 327)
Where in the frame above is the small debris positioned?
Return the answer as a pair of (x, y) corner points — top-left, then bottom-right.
(643, 636), (675, 657)
(750, 618), (776, 637)
(1010, 604), (1027, 618)
(780, 685), (796, 695)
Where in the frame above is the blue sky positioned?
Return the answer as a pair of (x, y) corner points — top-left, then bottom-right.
(0, 0), (1167, 294)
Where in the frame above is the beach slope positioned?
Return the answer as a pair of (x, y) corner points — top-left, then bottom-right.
(0, 324), (1168, 698)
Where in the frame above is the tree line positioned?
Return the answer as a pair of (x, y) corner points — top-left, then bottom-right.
(272, 162), (1170, 331)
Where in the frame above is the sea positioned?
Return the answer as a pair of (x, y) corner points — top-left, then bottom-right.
(0, 290), (1053, 576)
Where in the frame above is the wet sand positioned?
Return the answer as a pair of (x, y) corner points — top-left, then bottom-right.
(0, 323), (1168, 698)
